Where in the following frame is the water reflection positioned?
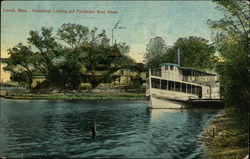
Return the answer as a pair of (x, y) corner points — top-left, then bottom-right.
(0, 99), (217, 158)
(148, 109), (217, 158)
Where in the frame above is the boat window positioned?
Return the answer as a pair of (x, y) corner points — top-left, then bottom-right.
(181, 83), (186, 93)
(197, 86), (202, 98)
(168, 81), (174, 91)
(161, 80), (168, 90)
(165, 66), (168, 70)
(175, 82), (180, 92)
(151, 78), (160, 89)
(170, 66), (173, 70)
(187, 84), (192, 93)
(192, 85), (196, 94)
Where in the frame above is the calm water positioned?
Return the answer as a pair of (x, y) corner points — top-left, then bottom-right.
(0, 98), (217, 158)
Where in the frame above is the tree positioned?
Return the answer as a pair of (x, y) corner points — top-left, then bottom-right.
(163, 36), (215, 71)
(57, 23), (132, 89)
(207, 0), (249, 110)
(3, 23), (132, 90)
(144, 36), (167, 69)
(208, 0), (249, 39)
(27, 27), (62, 77)
(82, 42), (131, 89)
(3, 43), (35, 89)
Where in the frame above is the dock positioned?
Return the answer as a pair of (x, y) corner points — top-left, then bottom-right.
(187, 99), (224, 109)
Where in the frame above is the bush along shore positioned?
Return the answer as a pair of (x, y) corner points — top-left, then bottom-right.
(199, 110), (249, 159)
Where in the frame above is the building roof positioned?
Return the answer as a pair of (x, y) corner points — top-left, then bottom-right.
(160, 63), (179, 67)
(108, 44), (122, 57)
(134, 63), (145, 72)
(32, 75), (46, 79)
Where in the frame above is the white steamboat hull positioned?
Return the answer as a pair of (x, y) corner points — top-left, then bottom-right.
(147, 88), (192, 109)
(149, 94), (187, 109)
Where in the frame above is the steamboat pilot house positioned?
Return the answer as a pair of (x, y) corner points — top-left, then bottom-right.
(146, 63), (220, 109)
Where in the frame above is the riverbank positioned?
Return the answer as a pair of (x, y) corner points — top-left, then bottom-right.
(0, 92), (147, 101)
(199, 110), (249, 159)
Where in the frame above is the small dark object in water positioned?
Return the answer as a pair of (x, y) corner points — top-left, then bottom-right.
(91, 120), (96, 141)
(92, 122), (96, 135)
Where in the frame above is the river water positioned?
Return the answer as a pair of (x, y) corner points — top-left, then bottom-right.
(0, 98), (217, 158)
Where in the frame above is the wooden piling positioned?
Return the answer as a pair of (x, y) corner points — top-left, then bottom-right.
(212, 127), (215, 138)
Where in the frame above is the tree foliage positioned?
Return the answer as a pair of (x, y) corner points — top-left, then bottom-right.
(56, 23), (131, 88)
(163, 36), (215, 70)
(3, 43), (35, 89)
(144, 36), (167, 69)
(3, 23), (132, 90)
(208, 0), (249, 110)
(144, 36), (215, 71)
(208, 0), (249, 39)
(27, 27), (61, 76)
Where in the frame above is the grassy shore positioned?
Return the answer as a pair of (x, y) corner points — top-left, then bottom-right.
(199, 110), (249, 159)
(1, 92), (147, 101)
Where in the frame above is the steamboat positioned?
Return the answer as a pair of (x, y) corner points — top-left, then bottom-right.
(146, 48), (220, 109)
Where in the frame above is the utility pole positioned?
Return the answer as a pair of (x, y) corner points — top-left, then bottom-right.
(111, 20), (125, 45)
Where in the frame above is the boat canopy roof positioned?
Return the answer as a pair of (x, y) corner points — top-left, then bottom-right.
(159, 63), (216, 76)
(179, 67), (216, 76)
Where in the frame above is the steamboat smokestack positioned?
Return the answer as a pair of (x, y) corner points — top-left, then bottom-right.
(175, 47), (180, 66)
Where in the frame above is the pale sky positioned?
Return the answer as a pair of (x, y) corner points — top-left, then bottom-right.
(1, 1), (222, 82)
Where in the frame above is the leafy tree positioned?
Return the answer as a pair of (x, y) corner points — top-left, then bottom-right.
(27, 27), (63, 78)
(207, 0), (249, 110)
(3, 23), (133, 90)
(57, 23), (131, 89)
(208, 0), (249, 39)
(144, 36), (167, 69)
(163, 36), (215, 70)
(83, 43), (131, 89)
(3, 43), (35, 89)
(162, 47), (176, 64)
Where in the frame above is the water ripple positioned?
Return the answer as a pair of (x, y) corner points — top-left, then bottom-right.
(0, 99), (217, 158)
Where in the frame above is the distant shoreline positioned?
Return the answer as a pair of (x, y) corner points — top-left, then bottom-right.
(0, 92), (147, 101)
(0, 97), (148, 102)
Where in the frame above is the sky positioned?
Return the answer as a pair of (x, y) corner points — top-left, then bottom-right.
(1, 1), (223, 82)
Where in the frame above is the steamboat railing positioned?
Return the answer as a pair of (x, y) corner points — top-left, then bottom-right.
(150, 69), (161, 77)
